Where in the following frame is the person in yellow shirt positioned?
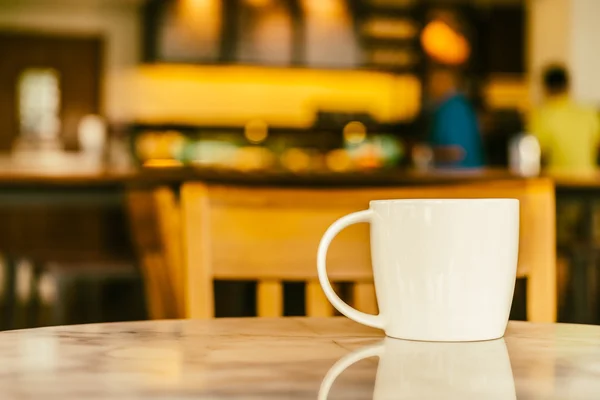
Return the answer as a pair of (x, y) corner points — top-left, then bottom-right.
(529, 65), (600, 171)
(530, 65), (600, 316)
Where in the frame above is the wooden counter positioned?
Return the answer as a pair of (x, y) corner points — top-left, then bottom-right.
(0, 166), (521, 188)
(0, 165), (595, 190)
(0, 165), (589, 267)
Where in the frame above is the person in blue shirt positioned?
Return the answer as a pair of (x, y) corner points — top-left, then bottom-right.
(427, 67), (484, 168)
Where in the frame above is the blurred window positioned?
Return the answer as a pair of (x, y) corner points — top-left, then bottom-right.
(18, 68), (61, 140)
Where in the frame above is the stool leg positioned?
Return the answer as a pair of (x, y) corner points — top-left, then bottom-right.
(52, 275), (70, 326)
(82, 278), (103, 323)
(90, 278), (103, 323)
(27, 263), (42, 328)
(1, 258), (17, 331)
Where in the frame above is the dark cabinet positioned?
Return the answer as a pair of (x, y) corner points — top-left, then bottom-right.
(142, 0), (421, 71)
(482, 6), (525, 74)
(301, 0), (361, 68)
(144, 0), (223, 63)
(235, 0), (294, 65)
(142, 0), (524, 75)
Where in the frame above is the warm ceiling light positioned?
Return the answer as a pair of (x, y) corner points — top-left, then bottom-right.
(245, 0), (273, 6)
(185, 0), (214, 10)
(421, 20), (470, 65)
(302, 0), (343, 16)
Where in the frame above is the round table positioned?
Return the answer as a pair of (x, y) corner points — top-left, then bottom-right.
(1, 318), (599, 399)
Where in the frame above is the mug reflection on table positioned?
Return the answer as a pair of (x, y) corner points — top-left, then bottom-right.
(319, 338), (516, 400)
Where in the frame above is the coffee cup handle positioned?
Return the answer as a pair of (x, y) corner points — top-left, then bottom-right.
(318, 342), (383, 400)
(317, 210), (383, 330)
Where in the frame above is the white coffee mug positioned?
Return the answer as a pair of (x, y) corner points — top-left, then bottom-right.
(318, 338), (516, 399)
(317, 199), (519, 342)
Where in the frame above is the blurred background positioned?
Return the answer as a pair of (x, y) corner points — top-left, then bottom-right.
(0, 0), (598, 329)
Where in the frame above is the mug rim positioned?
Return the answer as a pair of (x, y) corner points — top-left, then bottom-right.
(369, 198), (519, 205)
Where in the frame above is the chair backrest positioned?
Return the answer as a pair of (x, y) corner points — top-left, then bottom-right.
(128, 188), (187, 320)
(127, 189), (175, 320)
(179, 178), (556, 322)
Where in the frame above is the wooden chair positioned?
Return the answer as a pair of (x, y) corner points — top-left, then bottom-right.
(126, 188), (183, 319)
(175, 178), (556, 322)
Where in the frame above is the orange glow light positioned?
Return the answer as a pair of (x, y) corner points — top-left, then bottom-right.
(326, 149), (352, 172)
(281, 148), (311, 172)
(421, 20), (470, 65)
(143, 159), (183, 168)
(343, 121), (367, 144)
(245, 119), (269, 144)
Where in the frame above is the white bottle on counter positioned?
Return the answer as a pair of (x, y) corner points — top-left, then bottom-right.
(509, 133), (541, 177)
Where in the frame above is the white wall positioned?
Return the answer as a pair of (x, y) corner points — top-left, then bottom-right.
(528, 0), (600, 106)
(570, 0), (600, 105)
(528, 0), (572, 104)
(0, 0), (142, 122)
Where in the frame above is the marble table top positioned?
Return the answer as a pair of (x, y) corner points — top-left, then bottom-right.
(0, 318), (600, 399)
